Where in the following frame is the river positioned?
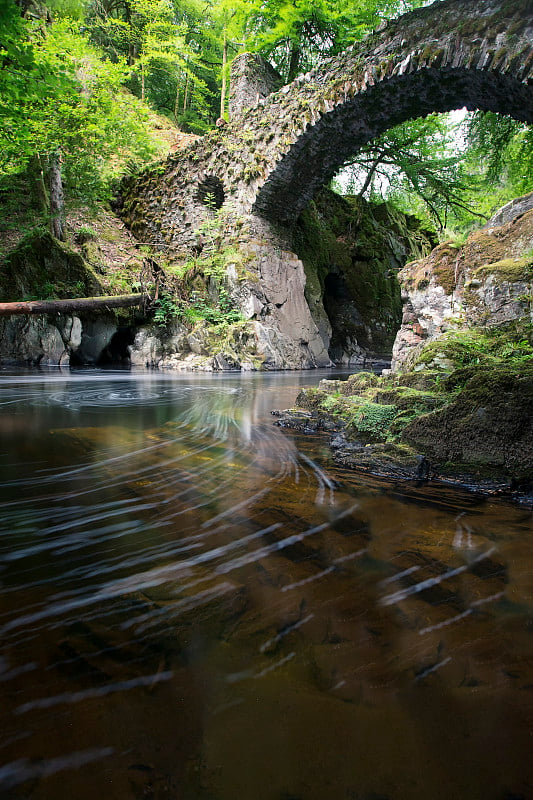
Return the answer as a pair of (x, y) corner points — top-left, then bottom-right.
(0, 369), (531, 800)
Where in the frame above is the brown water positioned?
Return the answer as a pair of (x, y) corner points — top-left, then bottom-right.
(0, 369), (531, 800)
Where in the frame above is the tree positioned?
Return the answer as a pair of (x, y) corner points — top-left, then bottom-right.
(335, 114), (483, 230)
(86, 0), (218, 130)
(212, 0), (428, 83)
(466, 111), (533, 198)
(0, 2), (167, 231)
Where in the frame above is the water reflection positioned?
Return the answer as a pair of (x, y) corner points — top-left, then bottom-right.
(0, 369), (532, 800)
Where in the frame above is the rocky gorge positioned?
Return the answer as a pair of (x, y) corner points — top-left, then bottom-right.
(0, 188), (435, 371)
(0, 0), (531, 498)
(274, 193), (533, 502)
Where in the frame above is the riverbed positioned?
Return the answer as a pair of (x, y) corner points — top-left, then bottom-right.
(0, 369), (531, 800)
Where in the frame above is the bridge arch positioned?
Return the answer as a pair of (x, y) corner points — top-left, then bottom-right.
(120, 0), (533, 256)
(247, 0), (533, 226)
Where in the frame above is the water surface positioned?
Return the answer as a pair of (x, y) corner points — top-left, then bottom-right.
(0, 369), (532, 800)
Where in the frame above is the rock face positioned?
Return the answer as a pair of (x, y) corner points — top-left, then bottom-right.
(0, 194), (430, 369)
(392, 196), (533, 371)
(483, 190), (533, 230)
(124, 193), (433, 371)
(0, 314), (135, 367)
(0, 230), (139, 368)
(295, 190), (435, 365)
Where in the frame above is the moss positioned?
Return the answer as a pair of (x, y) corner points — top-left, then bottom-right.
(295, 387), (332, 411)
(473, 255), (533, 283)
(411, 328), (533, 374)
(347, 402), (397, 440)
(411, 333), (492, 371)
(395, 370), (442, 391)
(399, 241), (459, 296)
(372, 386), (443, 412)
(433, 253), (460, 295)
(296, 190), (433, 354)
(342, 371), (380, 394)
(0, 230), (102, 301)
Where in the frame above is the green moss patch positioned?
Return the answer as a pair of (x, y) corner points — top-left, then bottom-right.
(412, 329), (533, 372)
(0, 230), (102, 301)
(473, 255), (533, 283)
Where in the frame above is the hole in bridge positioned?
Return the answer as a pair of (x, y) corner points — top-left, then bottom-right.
(197, 176), (225, 210)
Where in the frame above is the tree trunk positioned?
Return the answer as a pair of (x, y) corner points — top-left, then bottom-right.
(29, 153), (49, 214)
(287, 41), (301, 82)
(174, 77), (181, 122)
(220, 26), (227, 119)
(183, 62), (190, 110)
(49, 150), (65, 242)
(357, 153), (387, 198)
(0, 294), (149, 317)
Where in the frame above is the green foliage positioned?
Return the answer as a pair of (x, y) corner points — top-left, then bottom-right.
(414, 329), (533, 371)
(335, 107), (533, 236)
(215, 0), (427, 82)
(335, 114), (479, 231)
(86, 0), (219, 130)
(352, 401), (397, 437)
(153, 291), (181, 326)
(184, 290), (242, 326)
(151, 204), (246, 331)
(0, 6), (168, 205)
(467, 111), (533, 196)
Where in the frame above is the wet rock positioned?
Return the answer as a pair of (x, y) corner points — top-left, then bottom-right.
(0, 314), (89, 366)
(392, 205), (533, 372)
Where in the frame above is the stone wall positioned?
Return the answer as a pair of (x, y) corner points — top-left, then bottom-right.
(229, 53), (283, 120)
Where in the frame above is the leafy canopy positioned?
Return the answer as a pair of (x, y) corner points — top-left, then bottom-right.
(0, 1), (167, 199)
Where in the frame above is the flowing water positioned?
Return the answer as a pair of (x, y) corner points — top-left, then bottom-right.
(0, 369), (531, 800)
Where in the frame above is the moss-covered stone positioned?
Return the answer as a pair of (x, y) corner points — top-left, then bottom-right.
(372, 386), (443, 412)
(293, 190), (435, 360)
(0, 230), (102, 301)
(342, 371), (380, 394)
(473, 254), (533, 283)
(402, 364), (533, 477)
(394, 370), (443, 391)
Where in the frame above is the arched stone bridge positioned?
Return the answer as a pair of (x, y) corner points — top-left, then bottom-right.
(121, 0), (533, 253)
(120, 0), (533, 370)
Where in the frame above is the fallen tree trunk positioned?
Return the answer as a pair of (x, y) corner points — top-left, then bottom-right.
(0, 294), (150, 317)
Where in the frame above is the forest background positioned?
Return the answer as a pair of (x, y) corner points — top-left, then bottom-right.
(1, 0), (532, 245)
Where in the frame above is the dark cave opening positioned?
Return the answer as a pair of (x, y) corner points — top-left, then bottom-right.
(322, 272), (371, 364)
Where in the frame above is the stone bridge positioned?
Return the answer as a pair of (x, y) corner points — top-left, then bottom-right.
(120, 0), (533, 370)
(121, 0), (532, 249)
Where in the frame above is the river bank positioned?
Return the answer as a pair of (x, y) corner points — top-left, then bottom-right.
(273, 195), (533, 505)
(273, 362), (533, 506)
